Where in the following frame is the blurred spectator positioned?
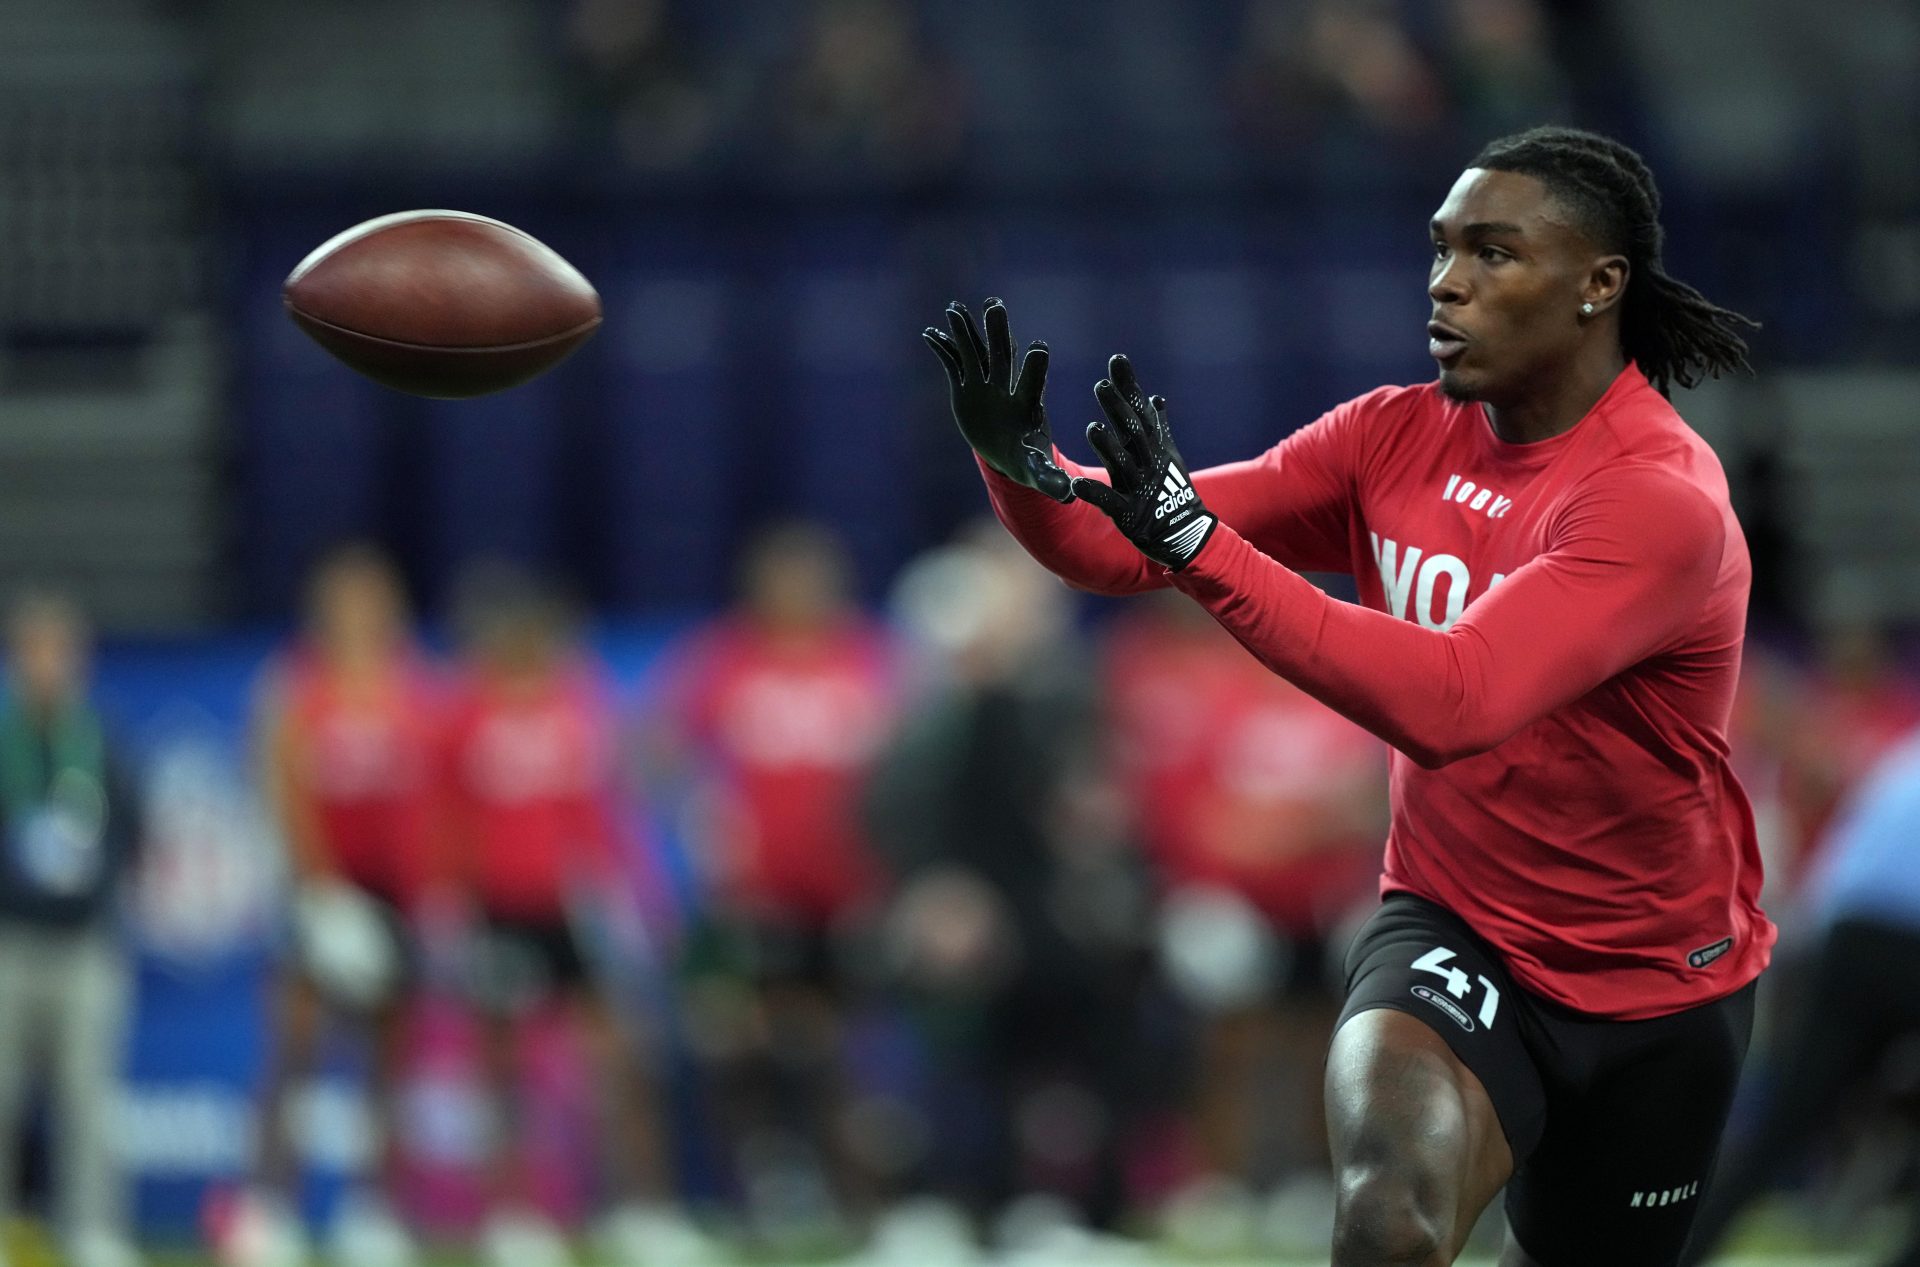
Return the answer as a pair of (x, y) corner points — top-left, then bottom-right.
(1777, 607), (1920, 891)
(644, 522), (898, 1243)
(1230, 0), (1450, 181)
(241, 546), (439, 1267)
(1103, 591), (1384, 1250)
(0, 592), (142, 1267)
(1726, 641), (1803, 901)
(1682, 724), (1920, 1267)
(755, 0), (968, 191)
(561, 0), (728, 175)
(1440, 0), (1569, 140)
(440, 565), (690, 1267)
(867, 529), (1148, 1235)
(1229, 0), (1569, 187)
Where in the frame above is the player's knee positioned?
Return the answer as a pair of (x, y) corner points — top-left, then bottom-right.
(1332, 1162), (1449, 1266)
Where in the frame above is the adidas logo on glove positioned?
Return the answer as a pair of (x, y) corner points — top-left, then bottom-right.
(1154, 470), (1197, 519)
(1151, 467), (1214, 565)
(1153, 467), (1213, 565)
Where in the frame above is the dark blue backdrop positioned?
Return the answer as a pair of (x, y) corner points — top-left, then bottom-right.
(228, 185), (1839, 621)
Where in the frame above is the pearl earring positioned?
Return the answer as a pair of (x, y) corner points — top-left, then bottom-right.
(1581, 302), (1595, 316)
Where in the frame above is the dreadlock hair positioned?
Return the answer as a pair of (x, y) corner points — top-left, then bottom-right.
(1471, 126), (1758, 396)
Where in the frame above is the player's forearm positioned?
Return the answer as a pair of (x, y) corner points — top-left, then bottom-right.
(979, 455), (1165, 595)
(1171, 525), (1522, 768)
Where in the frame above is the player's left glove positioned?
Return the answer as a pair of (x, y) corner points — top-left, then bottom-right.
(923, 299), (1074, 503)
(1070, 355), (1217, 570)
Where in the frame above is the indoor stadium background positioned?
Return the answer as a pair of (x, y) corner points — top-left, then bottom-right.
(2, 1), (1918, 1265)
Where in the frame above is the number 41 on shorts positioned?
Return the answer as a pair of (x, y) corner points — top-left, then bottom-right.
(1412, 946), (1502, 1027)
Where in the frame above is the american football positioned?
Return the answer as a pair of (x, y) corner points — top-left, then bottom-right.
(282, 209), (601, 398)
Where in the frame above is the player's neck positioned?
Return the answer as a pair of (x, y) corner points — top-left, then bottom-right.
(1482, 346), (1628, 446)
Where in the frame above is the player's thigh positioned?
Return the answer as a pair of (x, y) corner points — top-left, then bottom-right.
(1503, 984), (1756, 1267)
(1327, 1007), (1514, 1252)
(1329, 896), (1547, 1254)
(1335, 893), (1548, 1151)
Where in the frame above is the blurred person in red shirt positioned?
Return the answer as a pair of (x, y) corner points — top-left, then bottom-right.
(239, 545), (440, 1267)
(1724, 642), (1799, 878)
(646, 522), (898, 1242)
(1776, 602), (1920, 892)
(439, 565), (690, 1267)
(1104, 591), (1385, 1249)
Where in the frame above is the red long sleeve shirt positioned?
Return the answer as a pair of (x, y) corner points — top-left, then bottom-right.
(987, 363), (1772, 1018)
(278, 649), (441, 907)
(439, 662), (621, 923)
(662, 619), (896, 923)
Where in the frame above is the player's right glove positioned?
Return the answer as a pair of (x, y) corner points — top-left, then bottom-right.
(922, 298), (1074, 503)
(1072, 356), (1217, 571)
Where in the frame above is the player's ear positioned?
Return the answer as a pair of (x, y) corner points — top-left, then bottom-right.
(1582, 255), (1629, 316)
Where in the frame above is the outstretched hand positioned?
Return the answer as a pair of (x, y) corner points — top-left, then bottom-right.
(1071, 355), (1217, 570)
(923, 298), (1074, 503)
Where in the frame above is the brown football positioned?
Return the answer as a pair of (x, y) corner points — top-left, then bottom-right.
(283, 210), (602, 399)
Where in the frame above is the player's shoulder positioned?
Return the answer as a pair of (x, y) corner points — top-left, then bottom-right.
(1569, 370), (1730, 497)
(1553, 452), (1730, 574)
(1590, 365), (1726, 465)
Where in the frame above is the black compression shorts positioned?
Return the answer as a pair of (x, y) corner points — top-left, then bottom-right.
(1337, 892), (1756, 1267)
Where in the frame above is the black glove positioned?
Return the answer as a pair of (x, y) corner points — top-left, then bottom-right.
(1071, 355), (1217, 570)
(922, 298), (1074, 503)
